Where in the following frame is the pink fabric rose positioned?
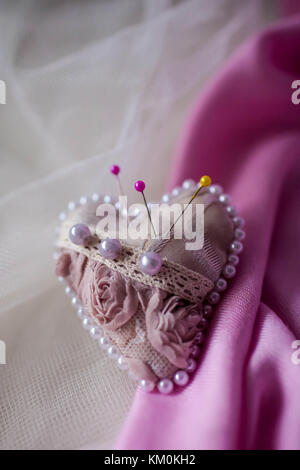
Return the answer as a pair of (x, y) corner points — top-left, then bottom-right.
(84, 262), (139, 331)
(55, 249), (88, 291)
(56, 249), (151, 332)
(146, 289), (202, 368)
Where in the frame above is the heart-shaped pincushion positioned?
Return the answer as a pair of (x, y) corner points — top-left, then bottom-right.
(54, 182), (244, 392)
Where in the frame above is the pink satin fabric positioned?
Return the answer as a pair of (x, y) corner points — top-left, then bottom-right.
(116, 15), (300, 449)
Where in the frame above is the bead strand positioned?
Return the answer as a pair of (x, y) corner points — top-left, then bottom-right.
(173, 184), (246, 391)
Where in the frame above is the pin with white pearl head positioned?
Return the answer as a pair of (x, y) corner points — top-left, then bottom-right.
(98, 237), (122, 260)
(69, 223), (91, 246)
(135, 180), (162, 276)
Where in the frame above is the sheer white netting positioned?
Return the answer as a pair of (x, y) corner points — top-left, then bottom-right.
(0, 0), (274, 450)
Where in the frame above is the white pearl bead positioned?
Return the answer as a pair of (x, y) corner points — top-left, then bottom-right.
(194, 331), (205, 344)
(203, 304), (213, 317)
(190, 344), (200, 358)
(98, 336), (110, 350)
(216, 278), (227, 292)
(158, 379), (174, 395)
(186, 358), (197, 373)
(223, 264), (236, 279)
(162, 194), (169, 203)
(80, 196), (88, 205)
(219, 194), (231, 205)
(233, 216), (245, 228)
(208, 291), (220, 304)
(68, 201), (76, 211)
(132, 207), (140, 216)
(71, 296), (79, 308)
(139, 379), (155, 392)
(228, 254), (239, 266)
(91, 193), (99, 202)
(107, 345), (119, 359)
(59, 212), (66, 221)
(117, 356), (128, 370)
(172, 187), (181, 196)
(115, 201), (120, 211)
(58, 276), (64, 283)
(77, 307), (84, 320)
(65, 286), (73, 296)
(226, 205), (237, 216)
(104, 195), (112, 203)
(235, 228), (245, 240)
(82, 317), (92, 329)
(209, 184), (223, 195)
(52, 252), (59, 260)
(174, 370), (189, 387)
(182, 179), (195, 190)
(89, 326), (102, 339)
(230, 240), (243, 254)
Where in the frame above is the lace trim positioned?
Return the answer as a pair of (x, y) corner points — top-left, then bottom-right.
(56, 221), (214, 304)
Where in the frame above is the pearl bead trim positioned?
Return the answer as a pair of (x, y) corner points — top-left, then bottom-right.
(54, 182), (245, 394)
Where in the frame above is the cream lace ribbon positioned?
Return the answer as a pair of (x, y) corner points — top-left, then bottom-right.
(56, 221), (214, 304)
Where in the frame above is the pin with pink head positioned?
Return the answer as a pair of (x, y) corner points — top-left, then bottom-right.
(134, 180), (145, 193)
(110, 164), (124, 200)
(110, 165), (120, 176)
(134, 180), (156, 237)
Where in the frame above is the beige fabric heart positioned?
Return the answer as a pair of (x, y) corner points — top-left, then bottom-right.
(55, 184), (236, 385)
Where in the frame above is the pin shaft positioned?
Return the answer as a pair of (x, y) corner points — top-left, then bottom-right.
(169, 185), (202, 234)
(142, 192), (156, 237)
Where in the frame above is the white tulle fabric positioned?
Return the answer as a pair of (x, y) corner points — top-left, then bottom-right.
(0, 0), (273, 450)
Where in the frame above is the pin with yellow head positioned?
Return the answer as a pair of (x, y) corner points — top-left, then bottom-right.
(199, 175), (212, 188)
(190, 175), (212, 202)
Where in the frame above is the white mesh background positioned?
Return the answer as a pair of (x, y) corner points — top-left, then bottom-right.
(0, 0), (274, 450)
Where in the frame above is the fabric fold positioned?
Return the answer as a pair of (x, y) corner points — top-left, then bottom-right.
(116, 15), (300, 450)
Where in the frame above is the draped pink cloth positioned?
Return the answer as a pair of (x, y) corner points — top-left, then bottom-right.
(116, 14), (300, 450)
